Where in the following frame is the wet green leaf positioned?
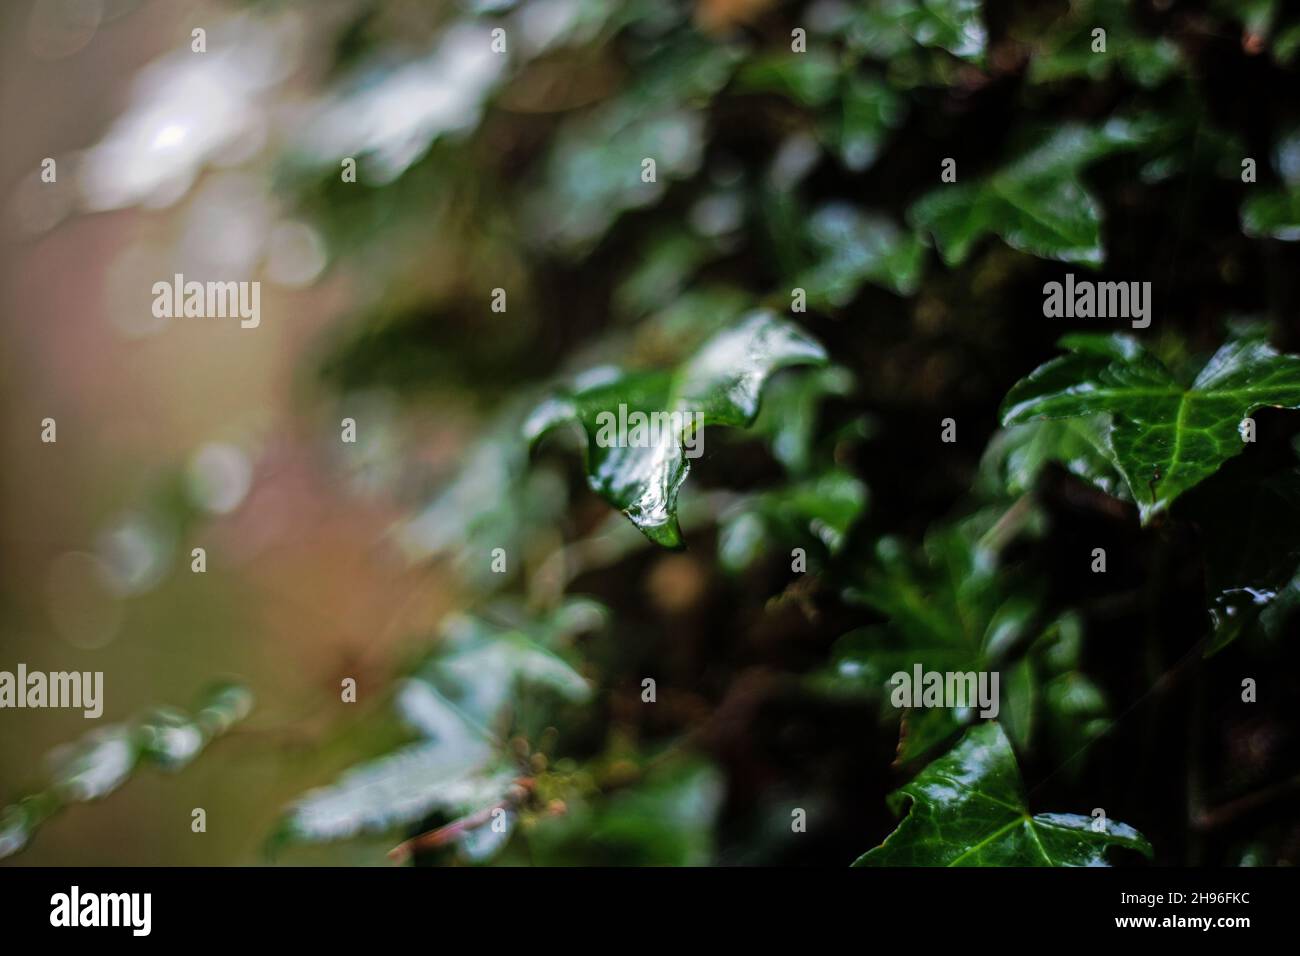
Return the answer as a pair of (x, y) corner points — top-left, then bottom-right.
(854, 722), (1151, 865)
(839, 529), (1036, 687)
(1001, 333), (1300, 522)
(831, 521), (1107, 767)
(909, 121), (1150, 266)
(527, 311), (827, 546)
(411, 606), (596, 730)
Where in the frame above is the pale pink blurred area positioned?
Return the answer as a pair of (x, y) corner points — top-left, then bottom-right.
(1, 1), (460, 863)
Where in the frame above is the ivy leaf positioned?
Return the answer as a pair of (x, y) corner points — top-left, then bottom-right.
(527, 311), (827, 547)
(410, 606), (597, 730)
(854, 722), (1151, 866)
(832, 526), (1041, 762)
(909, 121), (1149, 267)
(829, 520), (1108, 767)
(1001, 333), (1300, 523)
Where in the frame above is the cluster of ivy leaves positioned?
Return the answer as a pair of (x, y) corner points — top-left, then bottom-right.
(263, 0), (1300, 866)
(6, 0), (1300, 869)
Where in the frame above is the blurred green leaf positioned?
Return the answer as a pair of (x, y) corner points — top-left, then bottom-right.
(847, 0), (988, 65)
(394, 408), (569, 594)
(823, 75), (908, 172)
(1242, 188), (1300, 241)
(280, 744), (516, 844)
(1023, 0), (1182, 88)
(0, 682), (252, 860)
(748, 365), (856, 475)
(719, 468), (867, 574)
(736, 51), (842, 107)
(277, 600), (602, 851)
(799, 203), (926, 301)
(909, 120), (1151, 266)
(529, 759), (724, 866)
(527, 40), (743, 253)
(1241, 129), (1300, 239)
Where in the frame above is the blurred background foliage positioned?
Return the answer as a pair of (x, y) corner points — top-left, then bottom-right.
(2, 0), (1300, 865)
